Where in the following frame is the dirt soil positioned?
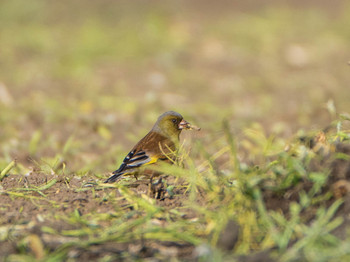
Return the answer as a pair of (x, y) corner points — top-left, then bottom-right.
(0, 174), (199, 260)
(1, 142), (350, 261)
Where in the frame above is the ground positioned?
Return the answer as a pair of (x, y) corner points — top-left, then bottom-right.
(1, 0), (350, 261)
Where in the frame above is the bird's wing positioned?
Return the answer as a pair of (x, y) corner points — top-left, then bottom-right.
(105, 132), (175, 183)
(115, 149), (158, 173)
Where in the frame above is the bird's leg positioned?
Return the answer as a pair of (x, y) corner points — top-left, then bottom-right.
(155, 177), (164, 199)
(148, 175), (154, 197)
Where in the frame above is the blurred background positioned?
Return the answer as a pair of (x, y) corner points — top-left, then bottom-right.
(0, 0), (349, 173)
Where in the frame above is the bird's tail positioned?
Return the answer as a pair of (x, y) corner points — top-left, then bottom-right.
(104, 170), (125, 183)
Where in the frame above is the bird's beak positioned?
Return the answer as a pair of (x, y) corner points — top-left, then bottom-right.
(178, 119), (201, 131)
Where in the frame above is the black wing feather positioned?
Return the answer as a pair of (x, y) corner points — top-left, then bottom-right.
(104, 150), (152, 183)
(104, 150), (136, 183)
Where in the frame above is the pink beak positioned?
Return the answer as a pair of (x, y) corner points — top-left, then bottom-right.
(178, 119), (201, 131)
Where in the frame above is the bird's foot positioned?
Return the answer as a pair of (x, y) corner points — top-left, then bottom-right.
(148, 177), (165, 199)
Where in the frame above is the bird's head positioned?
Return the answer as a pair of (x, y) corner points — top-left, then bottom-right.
(153, 111), (200, 139)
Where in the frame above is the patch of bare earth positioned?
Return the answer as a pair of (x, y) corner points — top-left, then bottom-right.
(0, 173), (198, 260)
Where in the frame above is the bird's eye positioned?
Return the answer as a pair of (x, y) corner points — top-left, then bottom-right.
(172, 119), (177, 123)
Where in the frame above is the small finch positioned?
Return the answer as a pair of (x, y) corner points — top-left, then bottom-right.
(105, 111), (200, 183)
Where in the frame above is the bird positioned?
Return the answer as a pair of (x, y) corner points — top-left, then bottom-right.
(105, 111), (200, 183)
